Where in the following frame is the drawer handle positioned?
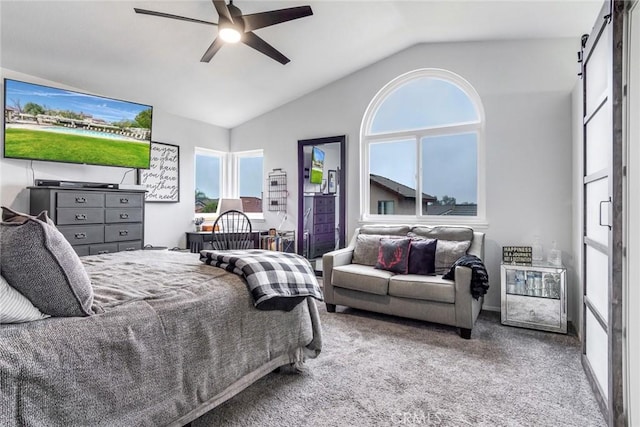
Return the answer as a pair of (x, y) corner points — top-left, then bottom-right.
(120, 198), (129, 204)
(74, 233), (87, 240)
(75, 214), (87, 220)
(124, 247), (136, 251)
(97, 250), (109, 255)
(119, 230), (129, 236)
(75, 197), (86, 204)
(120, 213), (129, 219)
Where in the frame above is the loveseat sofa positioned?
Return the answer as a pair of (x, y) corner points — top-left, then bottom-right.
(322, 225), (485, 338)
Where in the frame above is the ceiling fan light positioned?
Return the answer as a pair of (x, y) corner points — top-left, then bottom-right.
(219, 26), (241, 43)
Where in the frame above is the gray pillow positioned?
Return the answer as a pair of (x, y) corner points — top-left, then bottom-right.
(0, 212), (94, 317)
(2, 206), (56, 226)
(352, 234), (383, 266)
(435, 240), (471, 274)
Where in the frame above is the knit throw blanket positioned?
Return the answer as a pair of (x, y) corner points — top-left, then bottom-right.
(200, 249), (323, 311)
(442, 254), (489, 299)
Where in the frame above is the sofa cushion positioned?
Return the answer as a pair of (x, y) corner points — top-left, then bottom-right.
(410, 226), (474, 242)
(332, 264), (393, 296)
(360, 225), (411, 236)
(0, 212), (94, 317)
(388, 274), (455, 303)
(435, 240), (471, 274)
(375, 237), (410, 274)
(408, 239), (437, 275)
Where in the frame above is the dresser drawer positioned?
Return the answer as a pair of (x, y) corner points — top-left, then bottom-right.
(106, 193), (143, 208)
(57, 208), (104, 225)
(310, 232), (333, 244)
(57, 192), (104, 208)
(59, 225), (104, 245)
(105, 208), (143, 223)
(73, 245), (90, 257)
(313, 223), (334, 234)
(118, 241), (143, 252)
(504, 294), (562, 330)
(89, 243), (119, 255)
(105, 223), (143, 242)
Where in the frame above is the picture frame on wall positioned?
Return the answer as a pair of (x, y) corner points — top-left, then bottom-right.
(138, 141), (180, 202)
(328, 169), (337, 194)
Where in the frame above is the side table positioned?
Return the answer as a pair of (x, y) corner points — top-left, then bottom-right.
(500, 262), (567, 334)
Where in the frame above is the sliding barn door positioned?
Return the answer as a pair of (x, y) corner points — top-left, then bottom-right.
(580, 1), (624, 424)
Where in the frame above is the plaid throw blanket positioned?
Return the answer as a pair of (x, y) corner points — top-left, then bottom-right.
(442, 254), (489, 300)
(200, 249), (323, 311)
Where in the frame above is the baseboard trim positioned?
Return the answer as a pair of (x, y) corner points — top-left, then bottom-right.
(482, 304), (500, 312)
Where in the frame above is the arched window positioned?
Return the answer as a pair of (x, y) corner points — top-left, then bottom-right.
(360, 69), (486, 223)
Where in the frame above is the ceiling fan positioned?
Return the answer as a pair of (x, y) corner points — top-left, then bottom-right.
(134, 0), (313, 65)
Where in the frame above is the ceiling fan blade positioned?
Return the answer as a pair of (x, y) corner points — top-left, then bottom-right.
(242, 6), (313, 32)
(242, 31), (290, 65)
(134, 8), (217, 26)
(212, 0), (233, 23)
(201, 37), (225, 62)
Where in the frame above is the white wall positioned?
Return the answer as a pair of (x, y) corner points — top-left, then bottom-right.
(0, 69), (230, 249)
(571, 80), (585, 339)
(231, 38), (578, 314)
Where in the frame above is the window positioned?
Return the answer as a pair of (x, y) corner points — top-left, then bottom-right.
(361, 69), (485, 223)
(233, 150), (264, 214)
(377, 200), (395, 215)
(195, 148), (225, 216)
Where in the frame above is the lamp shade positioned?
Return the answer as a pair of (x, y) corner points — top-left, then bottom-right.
(216, 198), (244, 215)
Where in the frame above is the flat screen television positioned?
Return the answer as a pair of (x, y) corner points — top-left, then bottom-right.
(3, 79), (152, 169)
(310, 146), (325, 184)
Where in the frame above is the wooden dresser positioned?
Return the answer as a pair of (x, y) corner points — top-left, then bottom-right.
(304, 194), (336, 259)
(29, 187), (145, 256)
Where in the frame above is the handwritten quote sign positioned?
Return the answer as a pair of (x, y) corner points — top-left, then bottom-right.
(138, 142), (180, 202)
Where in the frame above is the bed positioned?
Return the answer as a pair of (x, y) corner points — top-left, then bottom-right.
(0, 249), (322, 426)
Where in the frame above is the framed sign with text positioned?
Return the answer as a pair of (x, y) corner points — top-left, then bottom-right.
(138, 142), (180, 202)
(502, 246), (533, 265)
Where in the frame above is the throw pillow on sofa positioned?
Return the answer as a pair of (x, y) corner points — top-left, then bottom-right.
(375, 237), (411, 274)
(435, 240), (471, 274)
(0, 210), (95, 317)
(352, 234), (383, 266)
(408, 239), (437, 275)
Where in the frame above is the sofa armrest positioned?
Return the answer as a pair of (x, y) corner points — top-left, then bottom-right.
(322, 247), (354, 303)
(453, 265), (483, 329)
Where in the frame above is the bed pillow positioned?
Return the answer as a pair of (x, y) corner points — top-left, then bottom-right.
(374, 237), (411, 274)
(408, 239), (437, 275)
(435, 240), (471, 274)
(2, 206), (56, 226)
(0, 274), (49, 323)
(0, 212), (94, 317)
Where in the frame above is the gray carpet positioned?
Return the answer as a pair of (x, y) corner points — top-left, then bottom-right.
(193, 303), (605, 426)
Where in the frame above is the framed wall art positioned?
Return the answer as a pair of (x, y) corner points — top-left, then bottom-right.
(138, 141), (180, 202)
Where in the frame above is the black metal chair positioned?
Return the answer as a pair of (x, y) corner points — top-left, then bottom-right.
(211, 210), (253, 250)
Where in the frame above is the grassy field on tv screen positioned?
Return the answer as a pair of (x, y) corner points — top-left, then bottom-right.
(5, 128), (150, 168)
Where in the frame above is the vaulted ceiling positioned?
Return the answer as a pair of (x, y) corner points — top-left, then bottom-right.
(1, 1), (602, 128)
